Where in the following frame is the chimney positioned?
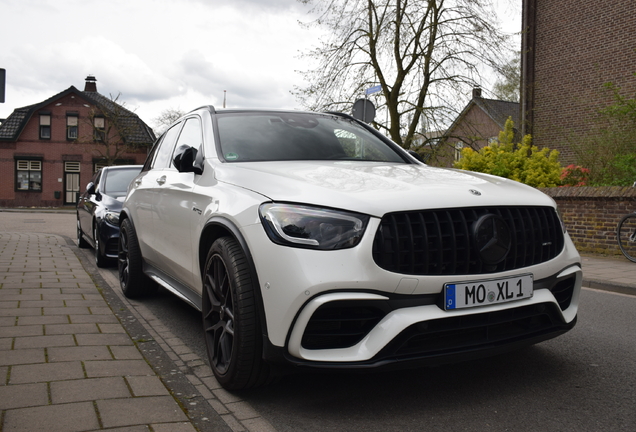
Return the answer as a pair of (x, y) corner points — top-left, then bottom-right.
(84, 75), (97, 92)
(472, 87), (482, 99)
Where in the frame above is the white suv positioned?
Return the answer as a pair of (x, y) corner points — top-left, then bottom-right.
(119, 107), (582, 390)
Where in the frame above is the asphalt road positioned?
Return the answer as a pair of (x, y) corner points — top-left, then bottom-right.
(3, 210), (635, 431)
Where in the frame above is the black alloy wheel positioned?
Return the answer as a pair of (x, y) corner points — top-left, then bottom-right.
(118, 218), (155, 298)
(94, 224), (107, 268)
(77, 218), (89, 248)
(202, 237), (272, 390)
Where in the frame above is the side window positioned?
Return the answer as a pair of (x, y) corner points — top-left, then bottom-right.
(151, 123), (181, 169)
(171, 117), (202, 167)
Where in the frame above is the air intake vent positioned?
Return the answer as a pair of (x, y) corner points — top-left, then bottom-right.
(372, 206), (564, 275)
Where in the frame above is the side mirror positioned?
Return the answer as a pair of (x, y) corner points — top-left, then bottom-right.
(86, 182), (96, 195)
(173, 145), (203, 174)
(408, 150), (424, 163)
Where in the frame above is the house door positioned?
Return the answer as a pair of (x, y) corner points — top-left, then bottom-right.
(64, 162), (81, 204)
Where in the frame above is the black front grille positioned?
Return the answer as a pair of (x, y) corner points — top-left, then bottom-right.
(372, 206), (564, 275)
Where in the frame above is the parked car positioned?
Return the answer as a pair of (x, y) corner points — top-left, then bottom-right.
(119, 107), (582, 390)
(77, 165), (142, 267)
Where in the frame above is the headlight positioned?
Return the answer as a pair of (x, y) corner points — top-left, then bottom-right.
(104, 211), (120, 226)
(259, 203), (370, 250)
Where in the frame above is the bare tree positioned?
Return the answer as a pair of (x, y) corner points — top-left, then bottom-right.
(75, 93), (155, 166)
(492, 54), (520, 102)
(153, 108), (185, 136)
(294, 0), (512, 149)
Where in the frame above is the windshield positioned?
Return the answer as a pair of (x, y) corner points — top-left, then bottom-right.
(216, 112), (407, 163)
(102, 167), (142, 196)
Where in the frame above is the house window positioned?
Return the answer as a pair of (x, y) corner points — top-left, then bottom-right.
(94, 116), (105, 141)
(454, 142), (464, 161)
(67, 114), (79, 140)
(39, 114), (51, 139)
(94, 161), (108, 172)
(16, 159), (42, 191)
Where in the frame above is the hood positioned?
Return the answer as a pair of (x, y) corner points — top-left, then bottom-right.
(99, 193), (125, 212)
(213, 161), (554, 217)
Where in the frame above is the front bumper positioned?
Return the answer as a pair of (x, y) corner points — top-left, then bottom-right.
(244, 219), (582, 368)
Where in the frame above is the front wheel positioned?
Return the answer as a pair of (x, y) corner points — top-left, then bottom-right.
(202, 237), (272, 390)
(94, 225), (108, 268)
(617, 213), (636, 263)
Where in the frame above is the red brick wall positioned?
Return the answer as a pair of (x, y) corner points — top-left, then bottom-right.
(0, 95), (149, 208)
(540, 186), (636, 255)
(531, 0), (636, 164)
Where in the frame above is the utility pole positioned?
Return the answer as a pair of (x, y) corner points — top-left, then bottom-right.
(0, 68), (6, 103)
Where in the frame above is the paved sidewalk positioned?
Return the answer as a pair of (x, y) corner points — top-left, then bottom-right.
(580, 253), (636, 295)
(0, 232), (231, 432)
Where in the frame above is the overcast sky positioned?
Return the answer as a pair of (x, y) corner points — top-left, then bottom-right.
(0, 0), (520, 131)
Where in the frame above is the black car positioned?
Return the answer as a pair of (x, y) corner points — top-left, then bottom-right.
(77, 165), (142, 267)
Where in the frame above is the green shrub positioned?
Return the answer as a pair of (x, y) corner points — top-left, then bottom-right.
(454, 118), (562, 188)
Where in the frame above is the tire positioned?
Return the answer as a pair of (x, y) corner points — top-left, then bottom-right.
(202, 237), (272, 390)
(77, 218), (89, 248)
(118, 218), (156, 298)
(617, 213), (636, 263)
(94, 224), (108, 268)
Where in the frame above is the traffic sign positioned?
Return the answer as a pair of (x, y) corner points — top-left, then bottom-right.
(365, 85), (382, 96)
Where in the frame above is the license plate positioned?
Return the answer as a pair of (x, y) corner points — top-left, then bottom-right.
(444, 274), (533, 310)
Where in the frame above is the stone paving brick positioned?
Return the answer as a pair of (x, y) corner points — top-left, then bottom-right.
(19, 300), (65, 308)
(110, 345), (144, 360)
(50, 376), (131, 403)
(152, 422), (199, 432)
(70, 313), (119, 324)
(0, 382), (48, 409)
(0, 307), (42, 317)
(48, 345), (113, 362)
(0, 348), (45, 366)
(0, 324), (42, 337)
(18, 315), (68, 325)
(76, 333), (134, 346)
(43, 306), (90, 315)
(0, 366), (7, 384)
(64, 300), (109, 308)
(0, 300), (19, 308)
(97, 396), (188, 428)
(0, 316), (15, 326)
(127, 375), (171, 397)
(10, 361), (84, 384)
(3, 401), (100, 432)
(13, 334), (75, 349)
(85, 359), (155, 377)
(98, 323), (127, 333)
(45, 323), (99, 335)
(0, 337), (12, 350)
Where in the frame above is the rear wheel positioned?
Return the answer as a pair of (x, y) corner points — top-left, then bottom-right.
(77, 218), (89, 248)
(617, 213), (636, 263)
(118, 218), (155, 298)
(202, 237), (272, 390)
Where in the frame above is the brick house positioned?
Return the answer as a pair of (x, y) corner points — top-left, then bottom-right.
(430, 88), (519, 167)
(521, 0), (636, 164)
(0, 76), (155, 207)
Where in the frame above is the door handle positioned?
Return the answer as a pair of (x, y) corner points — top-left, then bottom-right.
(156, 176), (166, 185)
